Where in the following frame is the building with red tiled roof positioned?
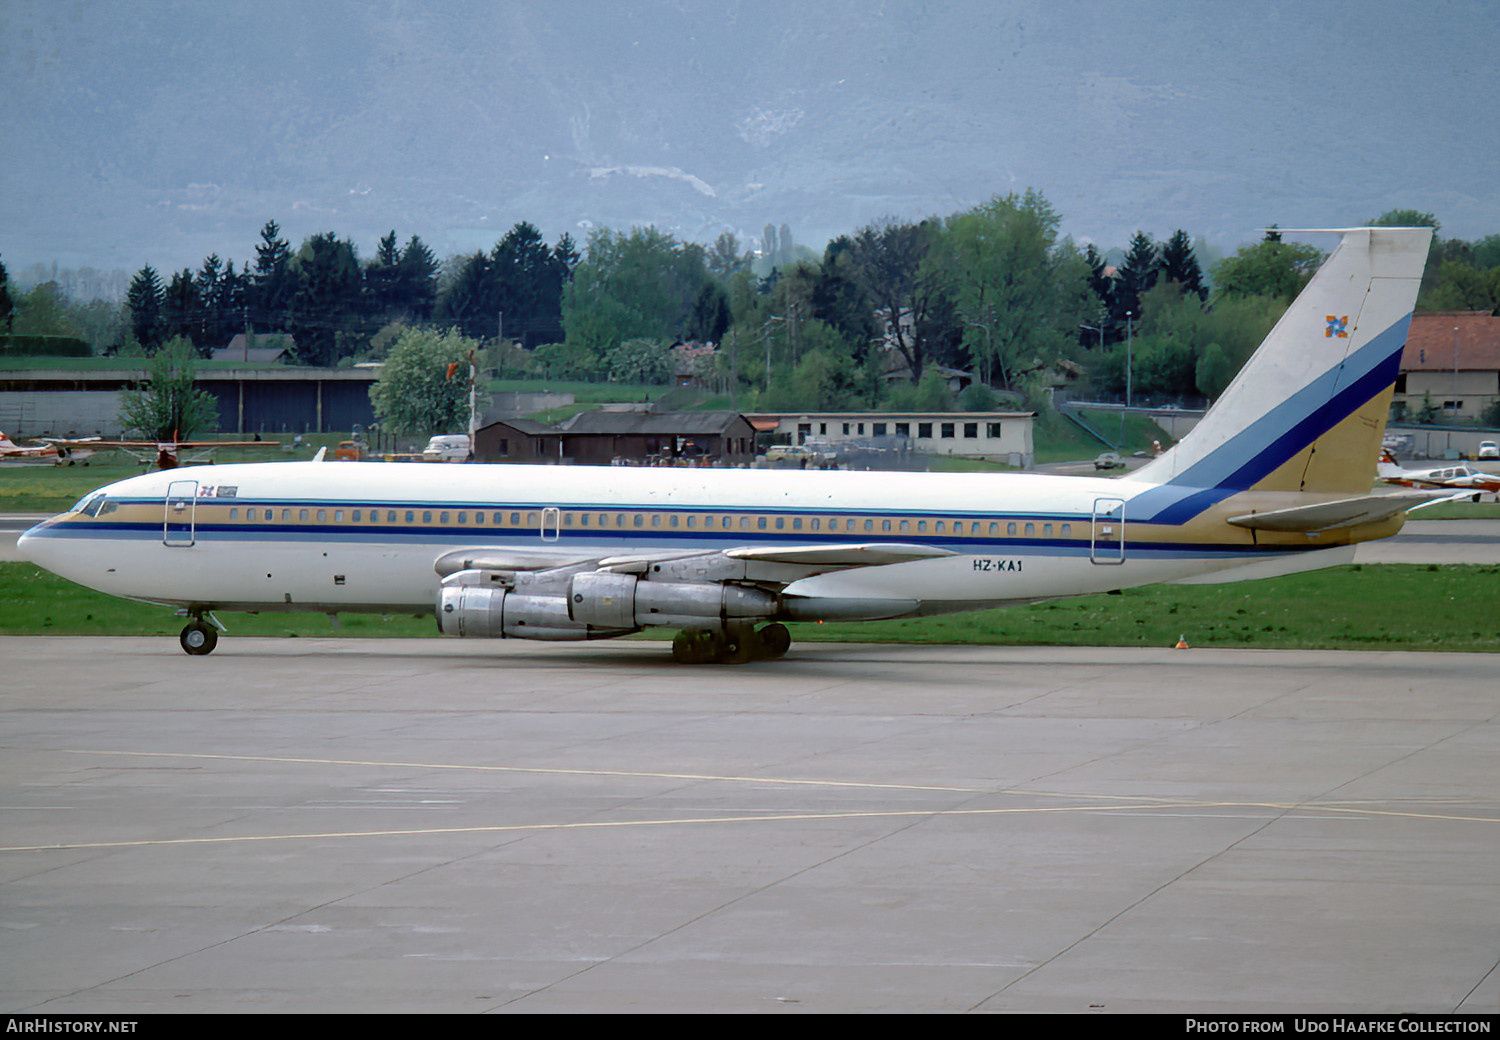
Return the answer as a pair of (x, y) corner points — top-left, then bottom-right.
(1395, 311), (1500, 420)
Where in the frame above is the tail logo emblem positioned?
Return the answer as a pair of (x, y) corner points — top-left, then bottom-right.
(1325, 315), (1349, 338)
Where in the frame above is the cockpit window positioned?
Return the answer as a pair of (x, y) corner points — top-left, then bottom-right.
(75, 494), (105, 517)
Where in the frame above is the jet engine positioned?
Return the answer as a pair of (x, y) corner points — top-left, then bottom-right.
(436, 567), (780, 640)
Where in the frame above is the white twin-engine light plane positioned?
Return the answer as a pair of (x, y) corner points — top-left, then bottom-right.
(20, 227), (1441, 663)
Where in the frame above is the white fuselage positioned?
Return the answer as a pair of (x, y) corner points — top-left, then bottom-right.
(18, 459), (1355, 618)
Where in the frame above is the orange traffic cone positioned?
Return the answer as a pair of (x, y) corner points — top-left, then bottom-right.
(1175, 635), (1190, 650)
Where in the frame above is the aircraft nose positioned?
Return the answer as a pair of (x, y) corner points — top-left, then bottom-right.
(15, 520), (55, 567)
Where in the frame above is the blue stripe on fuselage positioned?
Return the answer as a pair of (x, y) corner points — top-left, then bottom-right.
(1126, 315), (1410, 525)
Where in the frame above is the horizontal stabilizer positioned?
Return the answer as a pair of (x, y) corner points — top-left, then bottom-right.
(724, 543), (957, 566)
(1226, 490), (1459, 533)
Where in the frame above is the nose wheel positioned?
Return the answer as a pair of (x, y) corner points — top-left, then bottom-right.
(179, 619), (219, 656)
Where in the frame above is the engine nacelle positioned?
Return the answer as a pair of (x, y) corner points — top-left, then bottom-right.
(437, 571), (634, 641)
(568, 571), (778, 629)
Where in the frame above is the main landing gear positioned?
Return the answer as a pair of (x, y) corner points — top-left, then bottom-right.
(671, 623), (791, 665)
(178, 613), (222, 656)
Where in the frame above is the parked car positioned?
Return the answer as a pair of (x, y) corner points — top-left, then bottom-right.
(422, 434), (471, 462)
(1094, 451), (1126, 470)
(1478, 441), (1499, 460)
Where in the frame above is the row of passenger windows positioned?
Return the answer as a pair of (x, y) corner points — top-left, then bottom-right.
(221, 505), (1073, 537)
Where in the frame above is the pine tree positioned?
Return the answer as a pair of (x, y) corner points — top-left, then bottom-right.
(434, 252), (494, 341)
(1113, 232), (1159, 326)
(250, 220), (295, 332)
(288, 233), (363, 366)
(195, 254), (225, 350)
(366, 230), (403, 319)
(127, 266), (165, 352)
(161, 269), (200, 351)
(0, 253), (13, 333)
(1159, 230), (1207, 301)
(396, 235), (438, 321)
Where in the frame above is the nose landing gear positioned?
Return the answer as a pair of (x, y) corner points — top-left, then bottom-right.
(178, 612), (223, 655)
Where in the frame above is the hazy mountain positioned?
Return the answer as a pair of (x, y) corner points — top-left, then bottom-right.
(2, 0), (1496, 283)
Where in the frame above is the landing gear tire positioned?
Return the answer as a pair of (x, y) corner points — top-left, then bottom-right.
(757, 623), (791, 660)
(180, 621), (218, 656)
(721, 626), (758, 665)
(671, 624), (791, 664)
(672, 628), (722, 665)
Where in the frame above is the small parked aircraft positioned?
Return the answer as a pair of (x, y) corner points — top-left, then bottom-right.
(0, 431), (100, 466)
(1378, 452), (1500, 498)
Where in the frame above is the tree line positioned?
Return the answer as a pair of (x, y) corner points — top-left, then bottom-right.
(4, 201), (1498, 424)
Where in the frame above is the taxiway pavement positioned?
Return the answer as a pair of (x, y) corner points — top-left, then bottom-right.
(1, 638), (1495, 1013)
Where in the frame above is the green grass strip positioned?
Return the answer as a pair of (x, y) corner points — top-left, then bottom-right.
(3, 562), (1495, 652)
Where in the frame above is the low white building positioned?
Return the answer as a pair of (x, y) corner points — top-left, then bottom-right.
(752, 411), (1034, 467)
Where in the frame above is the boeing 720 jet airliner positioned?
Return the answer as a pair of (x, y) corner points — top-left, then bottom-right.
(19, 227), (1440, 663)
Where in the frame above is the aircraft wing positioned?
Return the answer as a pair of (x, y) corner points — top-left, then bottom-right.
(436, 542), (957, 583)
(434, 547), (613, 577)
(1227, 490), (1466, 533)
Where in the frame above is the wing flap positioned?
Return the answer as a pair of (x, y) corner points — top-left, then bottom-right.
(723, 542), (957, 566)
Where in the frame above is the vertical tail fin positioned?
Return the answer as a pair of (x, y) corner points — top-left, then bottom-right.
(1127, 227), (1431, 521)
